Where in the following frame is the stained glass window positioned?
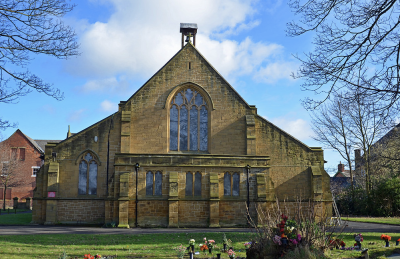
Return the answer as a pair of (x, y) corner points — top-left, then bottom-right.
(194, 172), (202, 196)
(155, 171), (162, 196)
(78, 161), (87, 195)
(185, 172), (193, 196)
(78, 152), (97, 195)
(170, 88), (208, 151)
(146, 171), (162, 196)
(224, 172), (240, 196)
(232, 173), (240, 196)
(146, 171), (153, 196)
(224, 172), (231, 196)
(186, 171), (202, 196)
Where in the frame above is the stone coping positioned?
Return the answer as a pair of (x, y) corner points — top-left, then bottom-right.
(114, 153), (270, 168)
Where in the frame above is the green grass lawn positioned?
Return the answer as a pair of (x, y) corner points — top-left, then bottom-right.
(0, 231), (399, 258)
(343, 217), (400, 225)
(0, 232), (253, 259)
(0, 212), (32, 225)
(326, 232), (400, 259)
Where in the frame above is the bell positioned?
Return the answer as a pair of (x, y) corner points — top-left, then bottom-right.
(185, 35), (190, 43)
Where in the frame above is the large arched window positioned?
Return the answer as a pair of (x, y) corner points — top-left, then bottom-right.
(78, 152), (97, 195)
(170, 88), (208, 151)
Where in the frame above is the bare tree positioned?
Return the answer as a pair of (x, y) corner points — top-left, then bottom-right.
(347, 94), (393, 192)
(310, 95), (356, 193)
(0, 0), (79, 129)
(287, 0), (400, 111)
(311, 92), (396, 194)
(0, 141), (21, 210)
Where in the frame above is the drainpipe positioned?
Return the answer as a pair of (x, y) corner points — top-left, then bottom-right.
(135, 163), (140, 227)
(246, 164), (251, 226)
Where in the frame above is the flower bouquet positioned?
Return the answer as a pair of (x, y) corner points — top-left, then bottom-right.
(244, 241), (252, 249)
(174, 245), (186, 259)
(381, 234), (391, 247)
(188, 239), (195, 252)
(200, 244), (208, 255)
(228, 249), (236, 258)
(354, 233), (363, 249)
(340, 241), (346, 249)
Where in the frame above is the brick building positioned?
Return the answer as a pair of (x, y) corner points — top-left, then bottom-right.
(0, 129), (59, 209)
(33, 24), (332, 226)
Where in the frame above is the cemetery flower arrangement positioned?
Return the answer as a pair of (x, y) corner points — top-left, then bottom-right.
(228, 249), (236, 258)
(340, 241), (346, 247)
(84, 254), (102, 259)
(200, 244), (209, 255)
(244, 241), (252, 249)
(354, 233), (363, 242)
(200, 244), (208, 251)
(174, 245), (186, 259)
(223, 233), (232, 246)
(189, 239), (195, 246)
(204, 237), (215, 249)
(381, 234), (391, 241)
(273, 235), (282, 245)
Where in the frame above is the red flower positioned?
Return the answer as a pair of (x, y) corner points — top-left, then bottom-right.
(200, 244), (208, 251)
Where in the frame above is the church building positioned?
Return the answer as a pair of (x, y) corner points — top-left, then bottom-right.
(32, 24), (332, 227)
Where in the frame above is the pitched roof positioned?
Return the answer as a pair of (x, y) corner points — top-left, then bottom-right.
(333, 170), (351, 177)
(34, 139), (62, 153)
(4, 129), (61, 154)
(125, 42), (251, 108)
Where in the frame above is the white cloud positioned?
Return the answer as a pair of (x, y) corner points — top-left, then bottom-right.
(65, 0), (294, 87)
(68, 109), (86, 122)
(271, 117), (314, 141)
(79, 77), (129, 94)
(254, 61), (299, 83)
(100, 100), (117, 112)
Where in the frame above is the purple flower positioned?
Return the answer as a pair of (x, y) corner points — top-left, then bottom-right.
(297, 234), (302, 242)
(291, 239), (298, 245)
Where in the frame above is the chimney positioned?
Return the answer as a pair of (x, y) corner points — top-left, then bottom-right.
(338, 162), (345, 172)
(67, 125), (72, 139)
(180, 23), (198, 48)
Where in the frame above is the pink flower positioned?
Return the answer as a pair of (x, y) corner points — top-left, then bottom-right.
(297, 234), (302, 241)
(291, 239), (298, 245)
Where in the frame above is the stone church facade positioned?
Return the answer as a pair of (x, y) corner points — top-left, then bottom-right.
(32, 25), (332, 227)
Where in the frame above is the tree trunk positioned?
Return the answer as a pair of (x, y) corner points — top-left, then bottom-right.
(2, 185), (6, 210)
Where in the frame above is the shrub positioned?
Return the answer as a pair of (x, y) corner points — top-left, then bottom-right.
(246, 198), (339, 258)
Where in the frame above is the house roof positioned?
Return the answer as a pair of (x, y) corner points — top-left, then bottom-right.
(333, 170), (351, 177)
(34, 139), (62, 153)
(3, 129), (61, 154)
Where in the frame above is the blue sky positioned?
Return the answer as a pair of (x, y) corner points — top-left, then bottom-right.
(0, 0), (343, 174)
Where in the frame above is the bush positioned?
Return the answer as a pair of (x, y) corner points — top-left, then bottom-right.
(246, 198), (337, 258)
(336, 175), (400, 216)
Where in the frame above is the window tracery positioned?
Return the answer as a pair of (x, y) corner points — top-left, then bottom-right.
(185, 171), (202, 196)
(224, 172), (239, 196)
(146, 171), (162, 196)
(78, 152), (97, 195)
(170, 88), (208, 151)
